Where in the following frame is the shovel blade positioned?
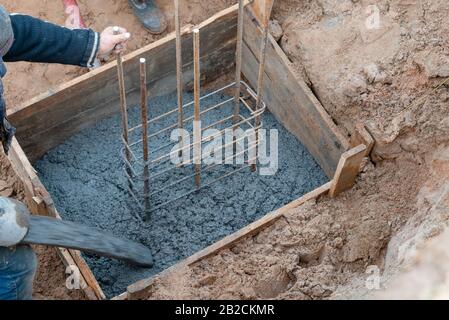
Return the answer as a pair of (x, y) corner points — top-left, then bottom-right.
(23, 215), (153, 267)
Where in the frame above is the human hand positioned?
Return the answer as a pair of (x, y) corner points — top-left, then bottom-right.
(97, 26), (131, 59)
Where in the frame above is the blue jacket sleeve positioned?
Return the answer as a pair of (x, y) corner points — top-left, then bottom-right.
(3, 14), (99, 68)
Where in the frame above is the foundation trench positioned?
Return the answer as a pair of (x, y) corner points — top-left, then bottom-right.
(6, 1), (365, 299)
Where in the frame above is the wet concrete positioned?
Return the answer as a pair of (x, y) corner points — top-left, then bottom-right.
(35, 91), (328, 297)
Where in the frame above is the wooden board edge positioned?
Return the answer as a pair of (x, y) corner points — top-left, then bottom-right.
(125, 260), (189, 299)
(351, 122), (375, 157)
(244, 5), (350, 152)
(241, 6), (349, 177)
(111, 292), (128, 300)
(330, 144), (367, 197)
(33, 193), (106, 300)
(68, 249), (107, 300)
(196, 0), (252, 29)
(57, 247), (98, 300)
(250, 0), (274, 25)
(185, 181), (332, 265)
(265, 26), (351, 152)
(125, 181), (331, 299)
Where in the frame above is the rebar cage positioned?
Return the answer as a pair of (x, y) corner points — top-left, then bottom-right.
(121, 81), (266, 217)
(115, 0), (271, 219)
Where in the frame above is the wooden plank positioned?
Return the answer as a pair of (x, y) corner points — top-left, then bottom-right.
(251, 0), (275, 25)
(8, 4), (245, 162)
(330, 144), (367, 197)
(241, 7), (350, 178)
(185, 181), (331, 264)
(67, 248), (106, 300)
(126, 181), (331, 299)
(8, 139), (105, 300)
(351, 122), (374, 157)
(8, 139), (37, 209)
(57, 247), (98, 300)
(112, 292), (128, 300)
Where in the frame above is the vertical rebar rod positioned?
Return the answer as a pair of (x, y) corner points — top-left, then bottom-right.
(233, 0), (244, 126)
(175, 0), (184, 159)
(252, 4), (272, 172)
(114, 27), (132, 183)
(233, 0), (245, 157)
(140, 58), (150, 214)
(193, 29), (201, 188)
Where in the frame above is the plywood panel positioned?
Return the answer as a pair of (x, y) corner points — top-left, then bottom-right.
(241, 8), (350, 177)
(330, 144), (367, 197)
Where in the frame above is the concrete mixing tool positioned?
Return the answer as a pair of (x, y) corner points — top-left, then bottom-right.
(0, 197), (153, 267)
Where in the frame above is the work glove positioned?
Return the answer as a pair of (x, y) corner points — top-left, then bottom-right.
(0, 94), (15, 155)
(0, 116), (16, 155)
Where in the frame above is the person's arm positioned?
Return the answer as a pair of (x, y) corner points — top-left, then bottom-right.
(3, 14), (99, 68)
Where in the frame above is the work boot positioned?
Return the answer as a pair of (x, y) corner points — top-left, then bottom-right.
(128, 0), (167, 34)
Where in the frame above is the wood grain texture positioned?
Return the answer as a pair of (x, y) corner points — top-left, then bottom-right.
(251, 0), (275, 25)
(241, 8), (350, 178)
(330, 144), (367, 197)
(351, 122), (374, 157)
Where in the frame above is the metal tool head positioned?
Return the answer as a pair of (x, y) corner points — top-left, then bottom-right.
(0, 197), (30, 247)
(23, 215), (153, 267)
(0, 197), (153, 267)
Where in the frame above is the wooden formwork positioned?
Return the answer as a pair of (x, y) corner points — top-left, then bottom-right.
(6, 1), (369, 300)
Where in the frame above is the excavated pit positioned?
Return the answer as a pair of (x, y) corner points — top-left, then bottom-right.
(4, 0), (446, 301)
(33, 90), (328, 298)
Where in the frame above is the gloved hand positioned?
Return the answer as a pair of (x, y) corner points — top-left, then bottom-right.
(97, 26), (131, 60)
(0, 96), (16, 155)
(0, 117), (16, 155)
(0, 197), (30, 247)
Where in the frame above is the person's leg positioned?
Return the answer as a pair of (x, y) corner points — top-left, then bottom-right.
(0, 245), (37, 300)
(128, 0), (167, 34)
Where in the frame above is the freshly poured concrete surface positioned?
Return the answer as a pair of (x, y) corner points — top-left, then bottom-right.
(35, 91), (328, 297)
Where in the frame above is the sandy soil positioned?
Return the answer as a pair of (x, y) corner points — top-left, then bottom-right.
(125, 158), (429, 299)
(1, 0), (449, 300)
